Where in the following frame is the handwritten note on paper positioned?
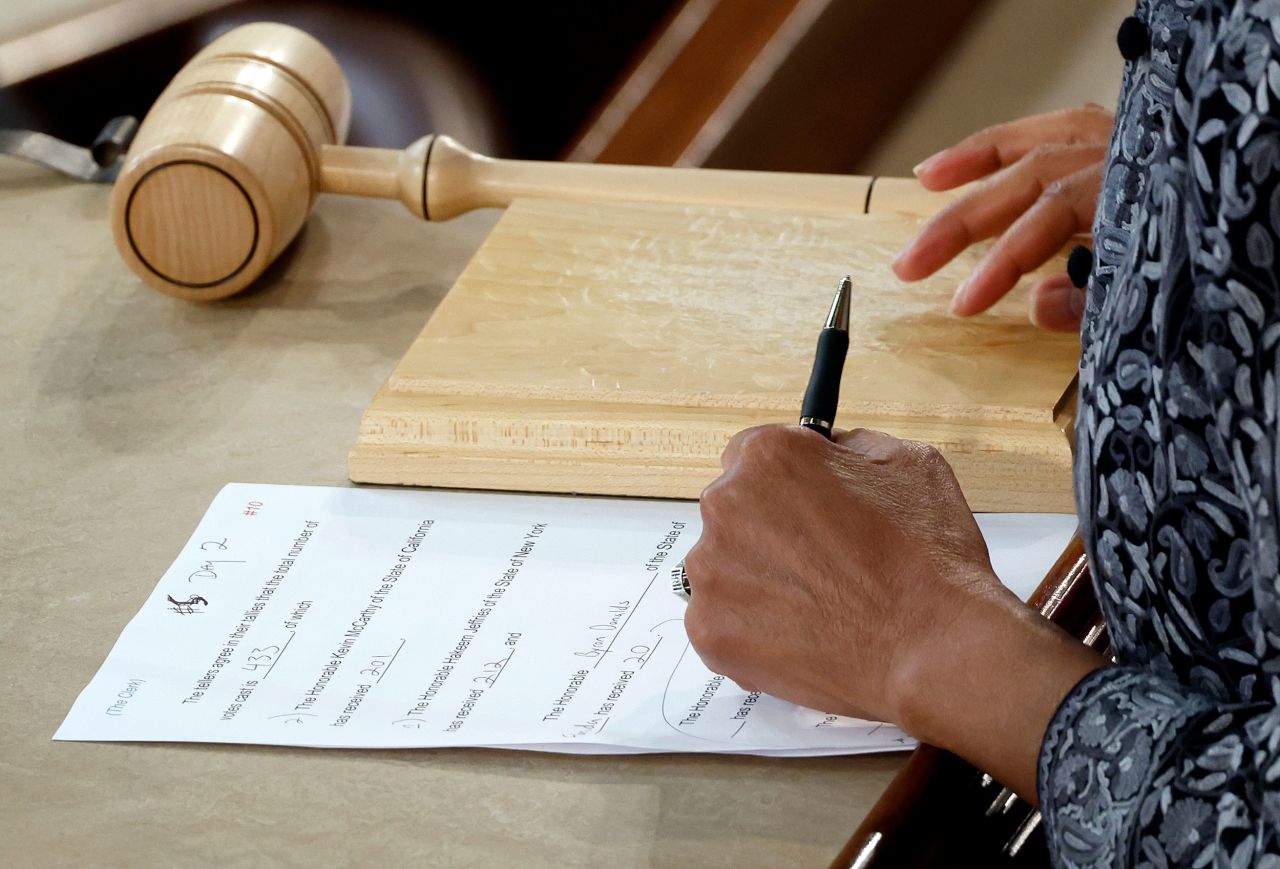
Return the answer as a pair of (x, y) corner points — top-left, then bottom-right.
(55, 484), (1075, 756)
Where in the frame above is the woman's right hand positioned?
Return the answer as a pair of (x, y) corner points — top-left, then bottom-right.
(891, 104), (1113, 331)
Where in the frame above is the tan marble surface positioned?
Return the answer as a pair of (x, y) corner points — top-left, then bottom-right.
(0, 157), (905, 867)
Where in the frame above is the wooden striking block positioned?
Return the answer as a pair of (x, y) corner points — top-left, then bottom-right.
(349, 197), (1079, 512)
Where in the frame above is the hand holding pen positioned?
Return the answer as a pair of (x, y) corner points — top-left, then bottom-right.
(676, 278), (1056, 802)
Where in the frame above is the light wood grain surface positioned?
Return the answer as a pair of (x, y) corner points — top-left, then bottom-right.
(0, 156), (908, 867)
(351, 196), (1078, 512)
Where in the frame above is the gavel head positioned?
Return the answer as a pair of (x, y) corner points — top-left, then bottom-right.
(110, 23), (352, 300)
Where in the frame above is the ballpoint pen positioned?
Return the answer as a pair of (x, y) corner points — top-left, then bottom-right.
(800, 275), (852, 440)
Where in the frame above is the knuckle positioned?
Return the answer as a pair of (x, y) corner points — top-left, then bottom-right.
(738, 425), (791, 467)
(721, 426), (752, 460)
(698, 479), (737, 526)
(1025, 143), (1061, 164)
(844, 426), (891, 453)
(965, 126), (996, 148)
(699, 478), (725, 513)
(757, 425), (793, 454)
(1066, 104), (1113, 143)
(683, 545), (711, 585)
(683, 546), (725, 600)
(733, 428), (767, 464)
(904, 438), (944, 466)
(833, 427), (861, 447)
(1041, 178), (1070, 201)
(684, 608), (724, 661)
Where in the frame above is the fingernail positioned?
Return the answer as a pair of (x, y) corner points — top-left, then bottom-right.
(891, 242), (910, 268)
(1069, 286), (1086, 317)
(949, 278), (970, 314)
(912, 156), (936, 177)
(892, 237), (920, 274)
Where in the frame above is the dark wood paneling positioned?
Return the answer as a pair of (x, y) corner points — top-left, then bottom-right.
(570, 0), (989, 173)
(567, 0), (805, 166)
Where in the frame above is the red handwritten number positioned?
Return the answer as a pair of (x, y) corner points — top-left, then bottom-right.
(243, 500), (263, 517)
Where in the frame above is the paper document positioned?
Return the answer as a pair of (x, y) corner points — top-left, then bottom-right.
(56, 484), (1075, 756)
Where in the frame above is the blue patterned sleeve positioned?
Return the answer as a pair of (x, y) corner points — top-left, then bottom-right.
(1038, 2), (1280, 866)
(1036, 668), (1280, 866)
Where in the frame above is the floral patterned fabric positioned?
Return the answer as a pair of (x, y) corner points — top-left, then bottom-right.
(1039, 0), (1280, 865)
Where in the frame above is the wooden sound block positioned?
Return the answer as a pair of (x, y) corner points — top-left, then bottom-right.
(349, 197), (1079, 512)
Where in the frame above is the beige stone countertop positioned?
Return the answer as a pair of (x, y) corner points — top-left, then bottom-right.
(0, 157), (905, 866)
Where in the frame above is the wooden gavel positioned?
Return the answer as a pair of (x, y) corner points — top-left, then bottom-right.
(112, 21), (938, 300)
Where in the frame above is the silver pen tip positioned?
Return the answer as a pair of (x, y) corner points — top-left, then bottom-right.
(825, 275), (852, 330)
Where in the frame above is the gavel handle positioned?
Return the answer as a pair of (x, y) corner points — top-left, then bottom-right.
(318, 135), (943, 222)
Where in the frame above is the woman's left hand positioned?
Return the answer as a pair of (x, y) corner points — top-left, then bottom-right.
(890, 105), (1112, 330)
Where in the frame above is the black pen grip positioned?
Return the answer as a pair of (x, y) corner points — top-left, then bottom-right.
(800, 328), (849, 438)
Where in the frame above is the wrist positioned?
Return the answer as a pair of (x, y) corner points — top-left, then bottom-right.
(883, 578), (1104, 799)
(884, 573), (1020, 743)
